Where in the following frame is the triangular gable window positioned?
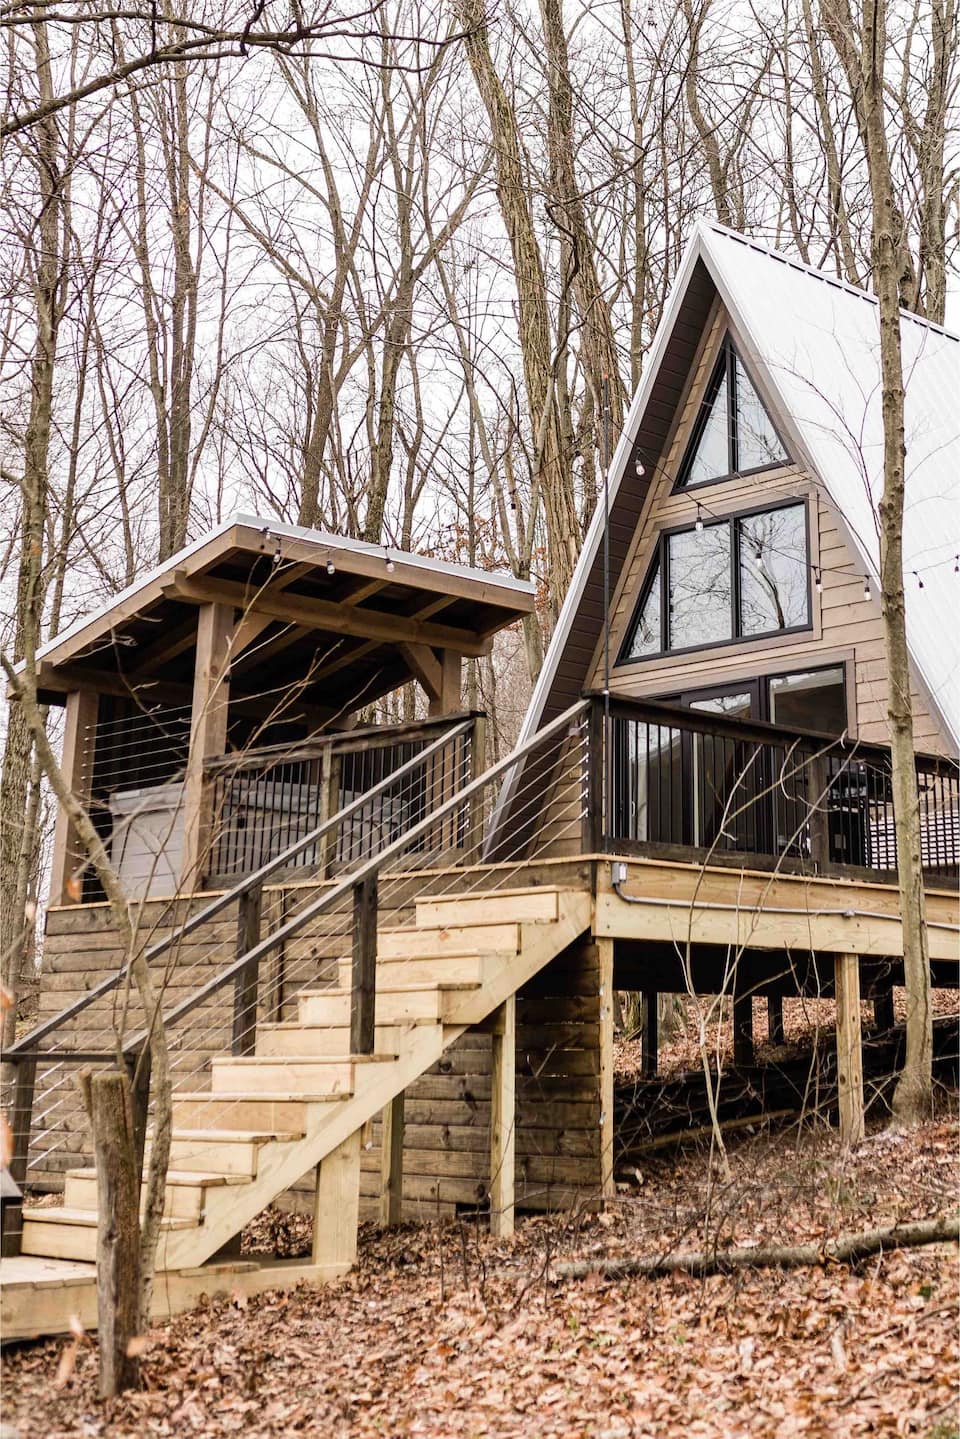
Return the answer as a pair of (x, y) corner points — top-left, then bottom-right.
(676, 339), (787, 488)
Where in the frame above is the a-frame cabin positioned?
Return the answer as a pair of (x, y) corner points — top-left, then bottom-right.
(3, 226), (957, 1341)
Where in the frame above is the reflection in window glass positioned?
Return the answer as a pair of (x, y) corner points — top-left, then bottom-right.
(626, 561), (662, 657)
(738, 505), (808, 636)
(684, 371), (730, 486)
(688, 691), (754, 720)
(668, 524), (732, 649)
(735, 356), (787, 471)
(769, 667), (846, 734)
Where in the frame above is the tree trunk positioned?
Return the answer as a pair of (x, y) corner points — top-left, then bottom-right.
(822, 0), (932, 1127)
(79, 1069), (142, 1398)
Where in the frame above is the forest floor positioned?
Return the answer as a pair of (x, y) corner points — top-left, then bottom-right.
(2, 1109), (957, 1439)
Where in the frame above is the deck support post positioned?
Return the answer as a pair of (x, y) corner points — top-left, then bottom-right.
(835, 953), (865, 1147)
(598, 939), (615, 1199)
(873, 985), (895, 1032)
(350, 874), (378, 1055)
(312, 1128), (362, 1269)
(641, 991), (658, 1078)
(489, 995), (516, 1238)
(767, 994), (785, 1046)
(0, 1057), (36, 1257)
(232, 884), (263, 1055)
(379, 1091), (405, 1227)
(733, 992), (754, 1067)
(181, 601), (234, 889)
(49, 687), (99, 905)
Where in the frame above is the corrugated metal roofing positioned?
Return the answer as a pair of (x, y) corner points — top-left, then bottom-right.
(520, 222), (960, 750)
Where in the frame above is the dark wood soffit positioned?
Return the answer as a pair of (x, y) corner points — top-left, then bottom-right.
(542, 260), (716, 723)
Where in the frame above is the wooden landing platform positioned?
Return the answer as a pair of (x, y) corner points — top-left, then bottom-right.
(0, 1253), (350, 1344)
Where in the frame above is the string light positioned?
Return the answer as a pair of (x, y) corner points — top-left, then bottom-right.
(914, 570), (924, 589)
(325, 556), (336, 576)
(814, 568), (823, 593)
(753, 546), (764, 568)
(694, 504), (704, 533)
(863, 575), (872, 600)
(385, 551), (396, 574)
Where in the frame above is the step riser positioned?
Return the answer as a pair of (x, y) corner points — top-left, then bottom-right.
(158, 1140), (259, 1177)
(172, 1097), (320, 1130)
(377, 923), (520, 959)
(211, 1060), (355, 1094)
(256, 1026), (403, 1058)
(336, 957), (485, 989)
(298, 992), (442, 1026)
(415, 892), (559, 926)
(64, 1173), (205, 1220)
(21, 1222), (97, 1264)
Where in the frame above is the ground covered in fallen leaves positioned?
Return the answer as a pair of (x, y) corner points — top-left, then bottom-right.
(3, 1118), (958, 1439)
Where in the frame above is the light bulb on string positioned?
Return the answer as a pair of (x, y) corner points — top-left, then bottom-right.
(814, 568), (823, 594)
(694, 505), (704, 533)
(754, 546), (764, 568)
(326, 556), (336, 576)
(385, 551), (396, 574)
(863, 575), (872, 600)
(913, 570), (924, 590)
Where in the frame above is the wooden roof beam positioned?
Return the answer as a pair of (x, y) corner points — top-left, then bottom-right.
(161, 573), (493, 657)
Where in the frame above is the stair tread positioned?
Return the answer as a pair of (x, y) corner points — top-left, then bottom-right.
(298, 982), (479, 997)
(23, 1206), (195, 1231)
(64, 1167), (246, 1188)
(173, 1090), (346, 1103)
(210, 1053), (391, 1067)
(167, 1128), (304, 1143)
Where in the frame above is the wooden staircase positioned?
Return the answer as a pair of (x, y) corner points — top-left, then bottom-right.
(19, 885), (592, 1277)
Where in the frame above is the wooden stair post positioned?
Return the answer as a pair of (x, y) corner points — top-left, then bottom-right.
(835, 953), (865, 1146)
(489, 996), (516, 1239)
(379, 1092), (405, 1227)
(313, 1129), (362, 1270)
(598, 939), (615, 1200)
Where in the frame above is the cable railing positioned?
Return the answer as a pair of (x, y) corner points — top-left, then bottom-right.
(599, 694), (959, 881)
(1, 703), (589, 1252)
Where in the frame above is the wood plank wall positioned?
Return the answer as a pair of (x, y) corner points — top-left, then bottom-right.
(593, 304), (951, 756)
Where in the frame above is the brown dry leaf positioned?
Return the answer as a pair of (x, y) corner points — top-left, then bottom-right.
(54, 1341), (77, 1389)
(126, 1334), (150, 1357)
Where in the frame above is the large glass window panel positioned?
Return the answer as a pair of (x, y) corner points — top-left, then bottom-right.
(681, 371), (731, 486)
(738, 504), (809, 636)
(734, 355), (787, 471)
(668, 524), (732, 649)
(768, 667), (846, 734)
(625, 560), (662, 658)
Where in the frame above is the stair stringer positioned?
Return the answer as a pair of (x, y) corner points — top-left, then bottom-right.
(158, 888), (594, 1271)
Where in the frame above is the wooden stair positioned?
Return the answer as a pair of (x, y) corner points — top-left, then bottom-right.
(17, 885), (592, 1278)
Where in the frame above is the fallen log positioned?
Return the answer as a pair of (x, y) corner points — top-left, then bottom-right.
(554, 1213), (960, 1282)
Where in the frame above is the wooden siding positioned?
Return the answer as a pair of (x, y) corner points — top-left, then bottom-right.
(594, 305), (952, 756)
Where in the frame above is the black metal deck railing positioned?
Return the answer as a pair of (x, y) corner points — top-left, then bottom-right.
(593, 693), (958, 881)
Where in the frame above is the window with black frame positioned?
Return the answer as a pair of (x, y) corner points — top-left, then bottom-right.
(676, 338), (788, 489)
(620, 501), (811, 663)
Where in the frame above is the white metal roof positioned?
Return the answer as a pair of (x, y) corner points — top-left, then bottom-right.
(521, 222), (960, 748)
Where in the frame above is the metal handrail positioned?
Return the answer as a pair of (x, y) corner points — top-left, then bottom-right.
(5, 716), (475, 1061)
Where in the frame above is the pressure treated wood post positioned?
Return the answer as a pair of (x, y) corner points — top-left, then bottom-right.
(733, 992), (754, 1067)
(318, 744), (341, 878)
(466, 713), (487, 859)
(0, 1057), (35, 1257)
(312, 1128), (362, 1269)
(379, 1092), (405, 1227)
(427, 648), (463, 717)
(181, 602), (234, 890)
(598, 939), (615, 1200)
(835, 953), (865, 1146)
(232, 884), (263, 1056)
(641, 991), (658, 1078)
(350, 874), (378, 1055)
(489, 995), (516, 1238)
(49, 688), (99, 905)
(873, 985), (896, 1032)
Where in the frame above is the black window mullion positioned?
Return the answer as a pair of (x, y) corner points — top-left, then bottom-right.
(736, 512), (742, 636)
(727, 343), (738, 475)
(661, 535), (670, 649)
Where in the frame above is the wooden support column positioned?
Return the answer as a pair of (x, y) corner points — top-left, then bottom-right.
(835, 953), (865, 1147)
(181, 602), (234, 889)
(598, 939), (615, 1200)
(733, 992), (754, 1067)
(379, 1092), (405, 1227)
(641, 990), (658, 1078)
(313, 1128), (362, 1269)
(318, 744), (341, 878)
(767, 994), (785, 1046)
(873, 985), (895, 1032)
(49, 688), (99, 905)
(429, 648), (462, 717)
(489, 995), (516, 1238)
